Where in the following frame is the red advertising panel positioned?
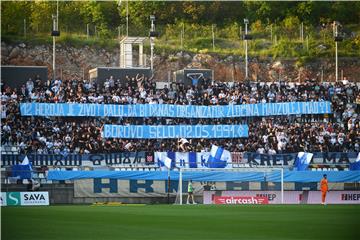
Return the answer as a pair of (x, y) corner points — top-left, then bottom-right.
(214, 196), (269, 205)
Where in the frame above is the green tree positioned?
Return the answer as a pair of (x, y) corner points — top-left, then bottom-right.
(1, 1), (32, 35)
(282, 16), (301, 39)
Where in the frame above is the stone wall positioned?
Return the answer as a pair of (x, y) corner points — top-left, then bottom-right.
(2, 41), (360, 82)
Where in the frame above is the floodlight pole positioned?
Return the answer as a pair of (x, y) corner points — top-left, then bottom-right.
(52, 15), (57, 81)
(56, 0), (59, 30)
(244, 19), (249, 80)
(334, 22), (339, 82)
(52, 0), (59, 82)
(150, 16), (156, 73)
(126, 0), (129, 36)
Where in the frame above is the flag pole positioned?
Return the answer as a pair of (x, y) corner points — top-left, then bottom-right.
(167, 168), (170, 204)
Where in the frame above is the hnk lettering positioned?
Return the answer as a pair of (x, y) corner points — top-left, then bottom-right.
(94, 178), (118, 193)
(92, 179), (181, 194)
(201, 155), (207, 167)
(180, 159), (185, 167)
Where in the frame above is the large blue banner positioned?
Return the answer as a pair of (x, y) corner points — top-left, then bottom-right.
(48, 170), (360, 182)
(3, 152), (357, 168)
(20, 101), (332, 118)
(103, 124), (249, 139)
(1, 152), (154, 167)
(241, 152), (359, 167)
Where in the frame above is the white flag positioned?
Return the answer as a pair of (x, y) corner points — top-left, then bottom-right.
(21, 156), (30, 165)
(164, 157), (172, 169)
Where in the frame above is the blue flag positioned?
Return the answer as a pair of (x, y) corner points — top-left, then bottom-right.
(350, 153), (360, 171)
(207, 145), (232, 168)
(12, 156), (33, 179)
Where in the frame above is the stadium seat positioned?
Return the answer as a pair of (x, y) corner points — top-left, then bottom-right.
(8, 177), (19, 184)
(11, 147), (19, 153)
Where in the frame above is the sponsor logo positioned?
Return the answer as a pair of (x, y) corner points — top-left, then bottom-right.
(21, 192), (49, 206)
(7, 192), (21, 206)
(23, 193), (46, 203)
(214, 196), (269, 205)
(341, 194), (360, 201)
(3, 192), (49, 206)
(256, 193), (277, 201)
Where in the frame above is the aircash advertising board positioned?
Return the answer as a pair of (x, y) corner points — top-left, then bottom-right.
(203, 191), (360, 204)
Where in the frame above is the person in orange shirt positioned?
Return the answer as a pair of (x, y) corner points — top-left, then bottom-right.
(320, 174), (329, 205)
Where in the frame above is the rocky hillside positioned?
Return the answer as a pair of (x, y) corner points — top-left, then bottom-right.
(2, 41), (360, 82)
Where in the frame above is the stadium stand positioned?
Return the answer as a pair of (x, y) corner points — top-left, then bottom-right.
(1, 75), (359, 155)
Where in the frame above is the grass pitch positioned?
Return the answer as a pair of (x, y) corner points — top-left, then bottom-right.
(2, 204), (359, 240)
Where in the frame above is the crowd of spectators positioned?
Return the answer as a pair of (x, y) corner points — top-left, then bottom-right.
(1, 74), (360, 155)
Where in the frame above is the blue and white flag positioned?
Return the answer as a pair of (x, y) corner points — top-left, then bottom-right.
(21, 156), (30, 165)
(350, 153), (360, 171)
(12, 156), (33, 179)
(207, 145), (232, 168)
(197, 152), (211, 169)
(155, 152), (211, 170)
(294, 152), (313, 171)
(155, 152), (173, 171)
(175, 152), (197, 169)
